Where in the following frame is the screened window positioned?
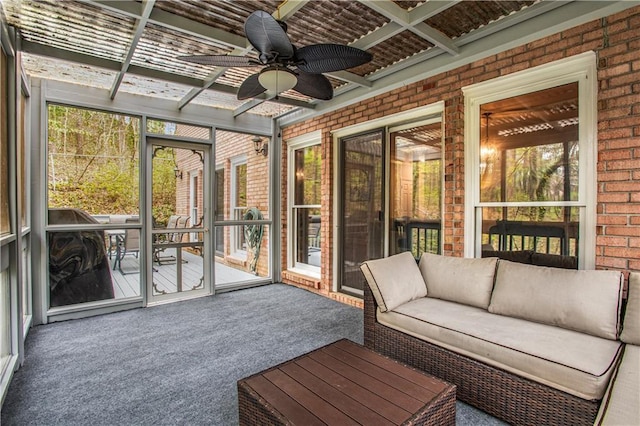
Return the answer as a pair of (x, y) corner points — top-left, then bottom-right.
(46, 104), (142, 307)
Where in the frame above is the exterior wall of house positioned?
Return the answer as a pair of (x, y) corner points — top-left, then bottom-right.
(280, 6), (640, 305)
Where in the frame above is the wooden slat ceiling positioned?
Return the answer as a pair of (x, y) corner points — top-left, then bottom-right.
(0, 0), (633, 118)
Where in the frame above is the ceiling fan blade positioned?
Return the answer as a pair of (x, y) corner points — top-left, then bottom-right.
(296, 44), (372, 73)
(244, 11), (294, 61)
(178, 55), (259, 67)
(237, 73), (267, 100)
(293, 71), (333, 100)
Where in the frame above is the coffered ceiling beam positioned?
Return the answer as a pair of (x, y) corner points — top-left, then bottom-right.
(110, 0), (155, 100)
(20, 40), (311, 110)
(359, 0), (459, 55)
(326, 71), (372, 88)
(350, 22), (404, 51)
(280, 0), (633, 125)
(82, 0), (247, 50)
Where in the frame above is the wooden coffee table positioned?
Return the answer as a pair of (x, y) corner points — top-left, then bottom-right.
(238, 339), (456, 425)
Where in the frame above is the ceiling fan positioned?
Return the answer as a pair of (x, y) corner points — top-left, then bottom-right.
(179, 10), (373, 101)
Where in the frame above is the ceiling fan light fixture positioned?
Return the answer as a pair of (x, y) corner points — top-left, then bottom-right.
(258, 67), (297, 94)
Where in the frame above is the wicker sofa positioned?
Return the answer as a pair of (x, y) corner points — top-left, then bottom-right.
(361, 252), (639, 425)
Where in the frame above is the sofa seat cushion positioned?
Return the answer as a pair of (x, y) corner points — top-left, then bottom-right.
(378, 297), (622, 400)
(595, 344), (640, 425)
(489, 260), (623, 340)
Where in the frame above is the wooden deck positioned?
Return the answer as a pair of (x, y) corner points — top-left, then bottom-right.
(108, 249), (260, 298)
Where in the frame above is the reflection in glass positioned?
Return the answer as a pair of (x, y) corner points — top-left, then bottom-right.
(295, 208), (321, 267)
(390, 122), (442, 258)
(0, 51), (8, 235)
(19, 92), (27, 228)
(481, 206), (579, 256)
(340, 131), (384, 293)
(480, 83), (578, 203)
(478, 83), (579, 264)
(293, 144), (321, 269)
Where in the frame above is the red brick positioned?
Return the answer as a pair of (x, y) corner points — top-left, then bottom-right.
(606, 226), (640, 237)
(605, 203), (640, 214)
(603, 246), (640, 258)
(597, 256), (628, 269)
(597, 215), (628, 225)
(597, 235), (628, 246)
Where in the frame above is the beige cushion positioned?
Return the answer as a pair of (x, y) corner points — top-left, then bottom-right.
(489, 260), (623, 340)
(621, 272), (640, 345)
(418, 253), (497, 309)
(360, 251), (427, 312)
(379, 297), (622, 400)
(595, 345), (640, 425)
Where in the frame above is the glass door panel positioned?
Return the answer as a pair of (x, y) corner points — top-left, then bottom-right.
(150, 143), (209, 302)
(339, 130), (384, 295)
(389, 121), (443, 259)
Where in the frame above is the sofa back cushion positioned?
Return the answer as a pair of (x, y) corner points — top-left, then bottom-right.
(418, 253), (497, 309)
(621, 272), (640, 345)
(360, 251), (427, 312)
(489, 260), (623, 339)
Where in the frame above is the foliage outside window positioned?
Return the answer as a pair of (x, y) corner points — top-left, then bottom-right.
(47, 105), (141, 219)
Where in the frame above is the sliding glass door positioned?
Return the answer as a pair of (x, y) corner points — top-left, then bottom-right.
(338, 130), (384, 295)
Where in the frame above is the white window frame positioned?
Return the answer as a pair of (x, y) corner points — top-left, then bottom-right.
(463, 52), (597, 268)
(230, 155), (247, 258)
(287, 131), (322, 278)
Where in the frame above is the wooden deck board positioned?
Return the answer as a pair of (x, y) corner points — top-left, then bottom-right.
(108, 249), (258, 299)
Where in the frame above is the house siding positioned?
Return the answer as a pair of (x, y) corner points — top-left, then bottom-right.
(280, 6), (640, 304)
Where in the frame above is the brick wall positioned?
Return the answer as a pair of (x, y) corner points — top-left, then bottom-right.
(280, 6), (640, 299)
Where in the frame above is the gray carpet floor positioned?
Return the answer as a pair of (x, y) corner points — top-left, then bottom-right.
(2, 284), (504, 425)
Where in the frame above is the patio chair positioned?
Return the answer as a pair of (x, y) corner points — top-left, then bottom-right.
(112, 218), (140, 274)
(153, 215), (186, 265)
